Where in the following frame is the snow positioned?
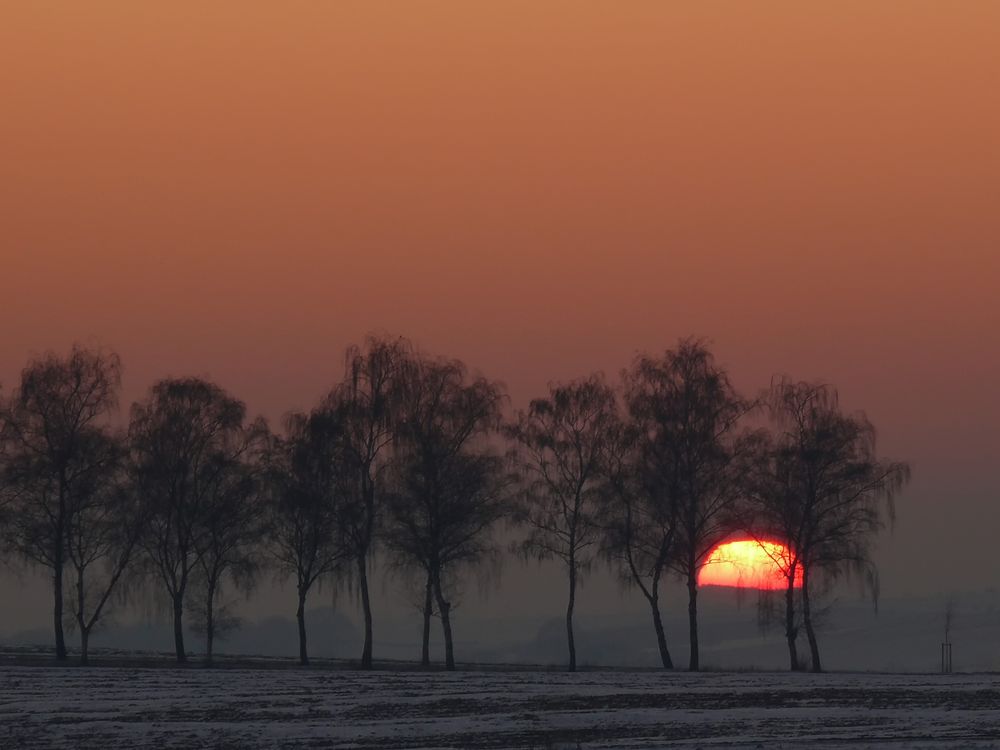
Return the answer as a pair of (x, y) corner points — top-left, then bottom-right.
(1, 665), (999, 748)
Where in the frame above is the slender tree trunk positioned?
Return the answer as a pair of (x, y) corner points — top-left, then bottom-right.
(421, 569), (433, 667)
(357, 555), (373, 669)
(801, 564), (822, 673)
(54, 483), (68, 661)
(205, 582), (215, 666)
(76, 566), (87, 665)
(432, 568), (455, 670)
(566, 560), (577, 672)
(687, 567), (700, 672)
(173, 592), (187, 663)
(648, 593), (674, 669)
(296, 586), (309, 666)
(53, 564), (67, 661)
(784, 571), (799, 672)
(80, 627), (90, 666)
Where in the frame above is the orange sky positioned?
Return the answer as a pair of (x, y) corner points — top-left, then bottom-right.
(1, 2), (999, 596)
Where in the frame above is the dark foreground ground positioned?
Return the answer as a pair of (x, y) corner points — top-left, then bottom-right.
(1, 660), (998, 749)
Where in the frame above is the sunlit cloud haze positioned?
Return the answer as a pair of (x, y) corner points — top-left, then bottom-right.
(1, 2), (998, 642)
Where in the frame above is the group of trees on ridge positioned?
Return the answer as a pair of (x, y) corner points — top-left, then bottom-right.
(0, 336), (910, 673)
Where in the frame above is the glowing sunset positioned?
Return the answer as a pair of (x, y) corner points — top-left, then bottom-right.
(698, 540), (801, 591)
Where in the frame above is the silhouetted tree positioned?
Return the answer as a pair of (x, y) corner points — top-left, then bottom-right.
(319, 336), (411, 669)
(384, 353), (509, 670)
(192, 421), (267, 664)
(508, 375), (618, 672)
(64, 430), (144, 664)
(624, 340), (753, 671)
(0, 346), (122, 660)
(265, 413), (347, 665)
(747, 379), (910, 672)
(600, 418), (677, 670)
(739, 426), (805, 670)
(129, 378), (253, 663)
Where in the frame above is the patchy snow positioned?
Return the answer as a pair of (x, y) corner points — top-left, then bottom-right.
(1, 665), (999, 748)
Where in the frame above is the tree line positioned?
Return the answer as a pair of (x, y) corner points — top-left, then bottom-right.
(0, 337), (909, 672)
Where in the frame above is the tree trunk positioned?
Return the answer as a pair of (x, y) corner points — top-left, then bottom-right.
(202, 576), (219, 665)
(205, 589), (215, 666)
(54, 482), (68, 661)
(421, 570), (433, 667)
(296, 587), (309, 666)
(432, 568), (455, 670)
(173, 593), (187, 663)
(358, 555), (373, 669)
(80, 627), (90, 666)
(687, 568), (700, 672)
(784, 571), (799, 672)
(649, 594), (674, 669)
(801, 564), (822, 673)
(566, 561), (577, 672)
(53, 565), (67, 660)
(76, 566), (87, 665)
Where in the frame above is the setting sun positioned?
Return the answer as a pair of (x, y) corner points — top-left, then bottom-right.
(698, 540), (800, 591)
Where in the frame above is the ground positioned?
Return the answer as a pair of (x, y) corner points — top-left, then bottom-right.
(1, 662), (999, 748)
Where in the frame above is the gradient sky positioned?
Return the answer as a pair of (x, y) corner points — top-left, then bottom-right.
(1, 3), (998, 632)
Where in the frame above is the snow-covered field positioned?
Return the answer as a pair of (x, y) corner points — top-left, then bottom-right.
(1, 665), (999, 749)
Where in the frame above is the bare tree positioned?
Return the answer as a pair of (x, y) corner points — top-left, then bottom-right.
(384, 353), (509, 670)
(129, 377), (252, 663)
(600, 417), (677, 669)
(747, 379), (911, 672)
(192, 421), (268, 664)
(0, 346), (122, 660)
(64, 430), (144, 664)
(508, 375), (617, 672)
(319, 336), (411, 669)
(265, 413), (347, 665)
(623, 340), (752, 671)
(741, 430), (806, 671)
